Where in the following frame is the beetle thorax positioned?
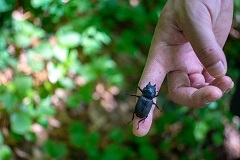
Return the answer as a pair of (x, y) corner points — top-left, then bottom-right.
(142, 83), (156, 99)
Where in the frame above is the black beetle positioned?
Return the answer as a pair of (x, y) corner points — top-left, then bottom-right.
(127, 82), (161, 130)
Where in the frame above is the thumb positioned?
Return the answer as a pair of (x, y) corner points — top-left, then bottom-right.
(177, 2), (231, 78)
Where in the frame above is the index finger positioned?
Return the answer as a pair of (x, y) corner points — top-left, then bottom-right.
(133, 53), (167, 137)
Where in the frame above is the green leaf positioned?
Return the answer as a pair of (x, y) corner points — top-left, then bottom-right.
(177, 117), (197, 146)
(78, 83), (93, 102)
(53, 45), (68, 62)
(20, 104), (35, 118)
(14, 20), (45, 38)
(81, 27), (110, 55)
(85, 132), (100, 159)
(116, 30), (138, 55)
(34, 41), (53, 60)
(47, 62), (65, 83)
(0, 92), (18, 113)
(139, 145), (158, 160)
(95, 31), (111, 45)
(25, 132), (37, 142)
(11, 132), (23, 142)
(0, 145), (12, 160)
(0, 0), (16, 12)
(212, 132), (223, 147)
(59, 77), (75, 89)
(0, 131), (3, 145)
(108, 128), (124, 143)
(101, 145), (126, 160)
(235, 0), (240, 7)
(95, 55), (116, 71)
(80, 63), (97, 81)
(10, 112), (32, 135)
(204, 111), (223, 128)
(84, 27), (110, 44)
(66, 83), (93, 108)
(27, 50), (45, 72)
(67, 49), (82, 74)
(66, 92), (81, 109)
(159, 138), (171, 152)
(203, 147), (216, 160)
(76, 0), (91, 12)
(0, 35), (6, 50)
(194, 121), (209, 142)
(1, 51), (17, 68)
(43, 140), (67, 158)
(13, 76), (33, 96)
(31, 0), (52, 8)
(68, 122), (86, 147)
(14, 33), (31, 48)
(36, 97), (56, 116)
(81, 37), (101, 55)
(37, 116), (49, 128)
(57, 31), (81, 48)
(208, 102), (218, 110)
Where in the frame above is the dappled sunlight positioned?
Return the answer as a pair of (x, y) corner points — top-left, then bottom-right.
(0, 68), (13, 85)
(93, 83), (120, 112)
(130, 0), (140, 7)
(12, 8), (30, 21)
(31, 123), (48, 145)
(0, 0), (239, 159)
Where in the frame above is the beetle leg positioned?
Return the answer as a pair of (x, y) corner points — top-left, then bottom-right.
(127, 113), (135, 124)
(153, 102), (162, 112)
(137, 86), (143, 92)
(126, 93), (140, 98)
(137, 116), (148, 130)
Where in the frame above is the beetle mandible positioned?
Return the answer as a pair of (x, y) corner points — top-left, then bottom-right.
(127, 82), (161, 130)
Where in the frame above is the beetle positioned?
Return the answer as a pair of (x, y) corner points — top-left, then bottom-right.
(127, 82), (161, 130)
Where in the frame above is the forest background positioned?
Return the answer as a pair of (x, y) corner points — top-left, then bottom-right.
(0, 0), (240, 159)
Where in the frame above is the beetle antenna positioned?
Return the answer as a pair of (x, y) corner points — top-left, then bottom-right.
(126, 93), (140, 98)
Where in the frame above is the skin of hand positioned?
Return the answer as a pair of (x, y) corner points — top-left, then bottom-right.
(133, 0), (234, 137)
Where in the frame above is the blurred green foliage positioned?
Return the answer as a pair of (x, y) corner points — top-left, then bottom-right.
(0, 0), (239, 159)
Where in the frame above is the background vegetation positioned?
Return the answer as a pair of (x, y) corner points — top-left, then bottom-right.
(0, 0), (240, 159)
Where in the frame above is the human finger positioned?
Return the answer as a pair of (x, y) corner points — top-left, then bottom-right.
(176, 1), (233, 78)
(209, 76), (234, 94)
(167, 71), (222, 107)
(202, 69), (215, 83)
(132, 53), (167, 137)
(132, 107), (154, 137)
(188, 73), (207, 88)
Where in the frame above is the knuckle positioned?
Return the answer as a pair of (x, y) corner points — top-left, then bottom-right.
(196, 47), (217, 61)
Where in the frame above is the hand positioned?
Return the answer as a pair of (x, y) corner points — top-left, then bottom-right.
(133, 0), (234, 137)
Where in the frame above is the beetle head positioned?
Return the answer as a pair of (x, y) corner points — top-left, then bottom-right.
(142, 82), (156, 99)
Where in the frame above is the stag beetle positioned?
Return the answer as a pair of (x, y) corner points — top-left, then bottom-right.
(127, 82), (161, 130)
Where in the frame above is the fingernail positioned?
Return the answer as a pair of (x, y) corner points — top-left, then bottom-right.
(223, 82), (234, 94)
(204, 99), (212, 105)
(193, 83), (205, 89)
(207, 61), (226, 78)
(204, 93), (214, 105)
